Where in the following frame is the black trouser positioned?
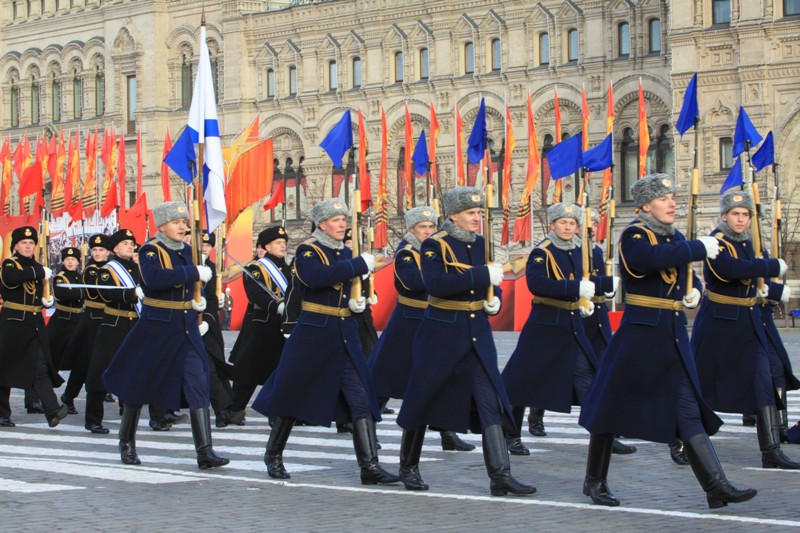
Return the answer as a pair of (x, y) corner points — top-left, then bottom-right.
(30, 349), (60, 416)
(63, 370), (87, 402)
(87, 389), (165, 426)
(230, 382), (256, 413)
(0, 387), (11, 418)
(208, 360), (234, 415)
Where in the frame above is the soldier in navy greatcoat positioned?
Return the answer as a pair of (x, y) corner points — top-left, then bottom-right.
(104, 202), (228, 469)
(395, 187), (535, 496)
(579, 174), (756, 509)
(252, 198), (399, 486)
(692, 190), (799, 469)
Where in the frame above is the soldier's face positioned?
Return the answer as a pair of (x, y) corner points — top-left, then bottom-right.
(553, 217), (578, 241)
(450, 208), (482, 233)
(159, 219), (187, 242)
(91, 247), (109, 262)
(14, 239), (36, 258)
(722, 207), (751, 234)
(320, 215), (347, 241)
(410, 221), (436, 243)
(201, 243), (212, 256)
(642, 194), (676, 225)
(62, 257), (79, 271)
(114, 240), (135, 260)
(264, 238), (287, 259)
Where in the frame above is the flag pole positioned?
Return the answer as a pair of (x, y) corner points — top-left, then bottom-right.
(685, 116), (700, 295)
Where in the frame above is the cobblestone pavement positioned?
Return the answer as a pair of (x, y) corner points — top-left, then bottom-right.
(0, 330), (799, 532)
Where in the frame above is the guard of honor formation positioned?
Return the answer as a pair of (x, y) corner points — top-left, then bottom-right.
(1, 174), (799, 508)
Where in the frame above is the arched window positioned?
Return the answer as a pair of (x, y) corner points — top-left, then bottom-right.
(31, 77), (40, 125)
(419, 48), (429, 80)
(656, 125), (674, 175)
(51, 74), (61, 122)
(567, 29), (579, 62)
(621, 128), (637, 202)
(95, 67), (104, 116)
(181, 54), (193, 108)
(352, 57), (362, 87)
(328, 60), (338, 91)
(618, 22), (630, 57)
(266, 69), (275, 97)
(288, 66), (297, 95)
(394, 51), (404, 82)
(465, 42), (474, 74)
(649, 19), (662, 53)
(72, 71), (82, 119)
(491, 39), (501, 71)
(712, 0), (731, 24)
(10, 82), (19, 127)
(539, 33), (550, 65)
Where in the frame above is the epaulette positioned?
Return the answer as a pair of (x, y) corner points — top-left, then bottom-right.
(430, 230), (448, 241)
(536, 239), (552, 250)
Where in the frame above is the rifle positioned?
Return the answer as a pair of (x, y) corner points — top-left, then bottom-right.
(483, 143), (494, 302)
(39, 173), (51, 302)
(772, 162), (782, 283)
(349, 146), (363, 304)
(745, 141), (767, 293)
(578, 169), (592, 314)
(686, 117), (700, 295)
(604, 182), (615, 276)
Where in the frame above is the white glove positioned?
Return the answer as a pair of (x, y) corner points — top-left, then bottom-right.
(192, 297), (207, 312)
(283, 333), (291, 339)
(361, 253), (375, 273)
(781, 284), (791, 303)
(483, 296), (501, 315)
(196, 265), (213, 283)
(368, 293), (378, 306)
(604, 276), (620, 298)
(42, 266), (53, 280)
(199, 321), (209, 336)
(682, 287), (701, 309)
(41, 296), (54, 308)
(778, 258), (788, 278)
(349, 297), (366, 314)
(756, 284), (769, 299)
(698, 236), (719, 260)
(579, 280), (596, 300)
(579, 301), (595, 318)
(277, 302), (285, 316)
(487, 262), (504, 287)
(135, 286), (145, 300)
(201, 254), (208, 264)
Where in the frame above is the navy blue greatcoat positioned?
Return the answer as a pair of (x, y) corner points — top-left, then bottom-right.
(502, 239), (610, 413)
(583, 244), (613, 359)
(368, 239), (427, 400)
(579, 221), (723, 443)
(692, 230), (781, 414)
(761, 280), (800, 392)
(396, 231), (515, 435)
(252, 238), (380, 426)
(103, 240), (209, 409)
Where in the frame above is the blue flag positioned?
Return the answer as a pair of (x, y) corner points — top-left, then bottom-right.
(732, 106), (762, 157)
(547, 134), (583, 179)
(467, 98), (488, 164)
(675, 73), (699, 137)
(582, 134), (613, 172)
(752, 131), (774, 172)
(163, 127), (196, 184)
(411, 130), (429, 176)
(720, 157), (743, 194)
(319, 110), (353, 168)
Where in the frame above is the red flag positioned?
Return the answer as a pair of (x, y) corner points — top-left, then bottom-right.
(161, 129), (172, 202)
(500, 102), (515, 246)
(429, 101), (440, 187)
(0, 138), (12, 215)
(455, 103), (465, 186)
(19, 160), (43, 198)
(136, 131), (143, 199)
(117, 132), (126, 208)
(262, 182), (285, 212)
(403, 104), (413, 209)
(578, 84), (591, 200)
(100, 180), (118, 217)
(67, 199), (84, 226)
(374, 106), (388, 249)
(82, 127), (99, 217)
(66, 131), (82, 209)
(50, 131), (68, 216)
(119, 192), (155, 242)
(357, 109), (371, 211)
(638, 78), (650, 178)
(597, 81), (616, 242)
(513, 93), (541, 243)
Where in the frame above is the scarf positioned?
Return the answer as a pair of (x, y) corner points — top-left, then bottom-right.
(638, 212), (676, 236)
(546, 230), (577, 251)
(154, 231), (185, 251)
(403, 232), (423, 251)
(312, 228), (345, 250)
(441, 219), (476, 243)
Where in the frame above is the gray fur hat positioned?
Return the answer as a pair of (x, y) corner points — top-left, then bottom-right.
(311, 197), (349, 226)
(153, 201), (189, 227)
(631, 173), (676, 207)
(443, 186), (484, 216)
(404, 206), (438, 229)
(547, 203), (583, 225)
(720, 189), (754, 216)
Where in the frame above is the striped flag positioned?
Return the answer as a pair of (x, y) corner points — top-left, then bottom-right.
(500, 101), (514, 246)
(596, 82), (615, 243)
(374, 105), (388, 249)
(513, 93), (540, 243)
(638, 78), (650, 178)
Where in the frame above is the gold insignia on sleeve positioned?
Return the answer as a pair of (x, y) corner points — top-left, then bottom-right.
(100, 273), (110, 281)
(253, 271), (261, 278)
(633, 234), (642, 239)
(424, 250), (435, 258)
(534, 257), (544, 263)
(719, 245), (725, 251)
(146, 251), (156, 259)
(303, 251), (313, 258)
(402, 256), (412, 263)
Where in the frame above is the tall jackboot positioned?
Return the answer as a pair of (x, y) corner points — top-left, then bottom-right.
(352, 417), (400, 485)
(506, 406), (530, 456)
(756, 405), (800, 469)
(264, 416), (295, 479)
(777, 387), (790, 444)
(119, 406), (142, 465)
(684, 433), (757, 508)
(669, 439), (689, 466)
(583, 433), (619, 506)
(440, 431), (475, 451)
(482, 424), (536, 497)
(528, 407), (546, 437)
(399, 428), (429, 490)
(190, 408), (230, 469)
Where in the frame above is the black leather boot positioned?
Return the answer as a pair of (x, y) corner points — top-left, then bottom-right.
(505, 406), (530, 455)
(777, 387), (790, 444)
(583, 433), (619, 506)
(756, 405), (800, 469)
(61, 394), (78, 415)
(190, 408), (230, 469)
(611, 438), (637, 455)
(162, 410), (189, 425)
(669, 439), (689, 465)
(215, 409), (246, 428)
(742, 413), (756, 426)
(528, 407), (546, 437)
(399, 428), (429, 490)
(482, 424), (536, 496)
(684, 433), (757, 508)
(119, 406), (142, 465)
(264, 416), (294, 479)
(440, 431), (476, 451)
(352, 417), (400, 485)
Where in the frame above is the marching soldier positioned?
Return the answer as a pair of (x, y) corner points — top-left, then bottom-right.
(0, 226), (69, 428)
(104, 202), (228, 469)
(228, 226), (290, 420)
(252, 198), (399, 486)
(368, 206), (475, 452)
(692, 190), (799, 469)
(396, 187), (535, 496)
(579, 174), (756, 508)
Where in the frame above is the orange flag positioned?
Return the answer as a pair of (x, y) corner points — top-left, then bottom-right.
(161, 129), (172, 202)
(357, 108), (371, 211)
(82, 127), (99, 216)
(429, 101), (440, 186)
(597, 81), (616, 242)
(578, 84), (591, 200)
(374, 106), (389, 249)
(0, 138), (12, 215)
(117, 131), (126, 208)
(513, 93), (541, 243)
(455, 103), (465, 186)
(66, 131), (82, 209)
(403, 103), (413, 209)
(638, 78), (650, 178)
(50, 131), (68, 216)
(501, 102), (515, 246)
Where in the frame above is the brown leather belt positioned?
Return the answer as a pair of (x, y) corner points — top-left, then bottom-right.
(56, 304), (83, 314)
(533, 296), (581, 311)
(397, 295), (428, 309)
(105, 307), (138, 319)
(428, 296), (484, 312)
(302, 301), (351, 317)
(625, 294), (684, 311)
(2, 301), (43, 313)
(143, 297), (193, 310)
(703, 290), (757, 307)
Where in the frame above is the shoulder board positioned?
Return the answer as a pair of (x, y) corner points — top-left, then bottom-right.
(402, 243), (414, 251)
(430, 230), (448, 241)
(55, 273), (68, 283)
(536, 239), (552, 250)
(302, 238), (318, 246)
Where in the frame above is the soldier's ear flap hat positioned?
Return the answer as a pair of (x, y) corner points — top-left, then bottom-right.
(720, 189), (754, 216)
(311, 198), (349, 226)
(404, 206), (438, 229)
(10, 226), (37, 250)
(153, 201), (189, 227)
(60, 247), (80, 261)
(547, 203), (583, 225)
(202, 231), (216, 247)
(88, 234), (111, 250)
(257, 226), (288, 248)
(443, 187), (484, 216)
(631, 173), (676, 208)
(109, 228), (137, 250)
